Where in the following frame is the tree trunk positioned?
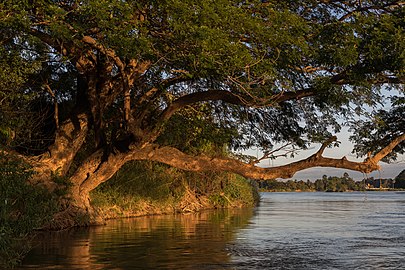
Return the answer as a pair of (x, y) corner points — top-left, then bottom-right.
(12, 113), (89, 191)
(45, 149), (130, 229)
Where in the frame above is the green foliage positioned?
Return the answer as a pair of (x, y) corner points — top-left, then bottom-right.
(91, 161), (183, 213)
(158, 106), (238, 155)
(313, 175), (365, 192)
(222, 175), (260, 207)
(184, 170), (259, 207)
(350, 96), (405, 162)
(2, 0), (403, 157)
(50, 171), (73, 198)
(0, 152), (59, 268)
(0, 46), (43, 148)
(259, 179), (315, 192)
(0, 0), (403, 165)
(91, 161), (259, 216)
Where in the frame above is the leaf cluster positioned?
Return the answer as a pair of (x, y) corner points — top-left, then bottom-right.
(350, 96), (405, 161)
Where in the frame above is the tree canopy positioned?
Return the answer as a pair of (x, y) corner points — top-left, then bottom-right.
(1, 0), (404, 219)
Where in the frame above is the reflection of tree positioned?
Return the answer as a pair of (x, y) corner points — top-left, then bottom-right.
(23, 229), (105, 269)
(22, 209), (254, 269)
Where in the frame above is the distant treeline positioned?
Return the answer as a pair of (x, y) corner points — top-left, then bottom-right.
(257, 171), (405, 192)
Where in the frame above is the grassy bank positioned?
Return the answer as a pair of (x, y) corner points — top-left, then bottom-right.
(1, 156), (259, 268)
(91, 161), (260, 219)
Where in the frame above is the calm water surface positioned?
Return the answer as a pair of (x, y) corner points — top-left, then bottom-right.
(20, 192), (405, 269)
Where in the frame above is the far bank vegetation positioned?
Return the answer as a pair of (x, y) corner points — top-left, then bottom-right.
(258, 171), (405, 192)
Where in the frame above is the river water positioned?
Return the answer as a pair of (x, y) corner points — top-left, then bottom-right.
(20, 192), (405, 269)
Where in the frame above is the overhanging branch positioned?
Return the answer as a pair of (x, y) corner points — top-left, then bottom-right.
(160, 88), (315, 122)
(369, 133), (405, 164)
(75, 133), (404, 194)
(140, 134), (401, 179)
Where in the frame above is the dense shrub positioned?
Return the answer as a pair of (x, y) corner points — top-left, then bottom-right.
(0, 152), (59, 268)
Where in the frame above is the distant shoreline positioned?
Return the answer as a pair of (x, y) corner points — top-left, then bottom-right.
(260, 189), (405, 193)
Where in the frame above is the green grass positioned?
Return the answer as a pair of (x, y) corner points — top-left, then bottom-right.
(91, 161), (259, 217)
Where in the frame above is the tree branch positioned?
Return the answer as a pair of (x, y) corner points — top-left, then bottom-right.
(30, 28), (72, 56)
(339, 1), (405, 21)
(369, 133), (405, 164)
(82, 36), (126, 71)
(76, 134), (405, 194)
(316, 136), (337, 158)
(39, 113), (90, 176)
(252, 143), (293, 164)
(135, 74), (191, 107)
(160, 88), (315, 123)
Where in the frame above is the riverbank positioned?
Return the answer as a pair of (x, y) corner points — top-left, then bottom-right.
(93, 184), (256, 221)
(20, 192), (405, 269)
(91, 161), (260, 220)
(1, 159), (259, 268)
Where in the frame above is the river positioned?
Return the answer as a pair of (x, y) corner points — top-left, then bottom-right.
(20, 192), (405, 269)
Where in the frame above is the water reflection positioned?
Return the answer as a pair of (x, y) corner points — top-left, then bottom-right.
(229, 192), (405, 270)
(21, 208), (254, 269)
(21, 192), (405, 269)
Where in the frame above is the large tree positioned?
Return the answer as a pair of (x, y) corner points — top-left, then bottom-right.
(1, 0), (404, 225)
